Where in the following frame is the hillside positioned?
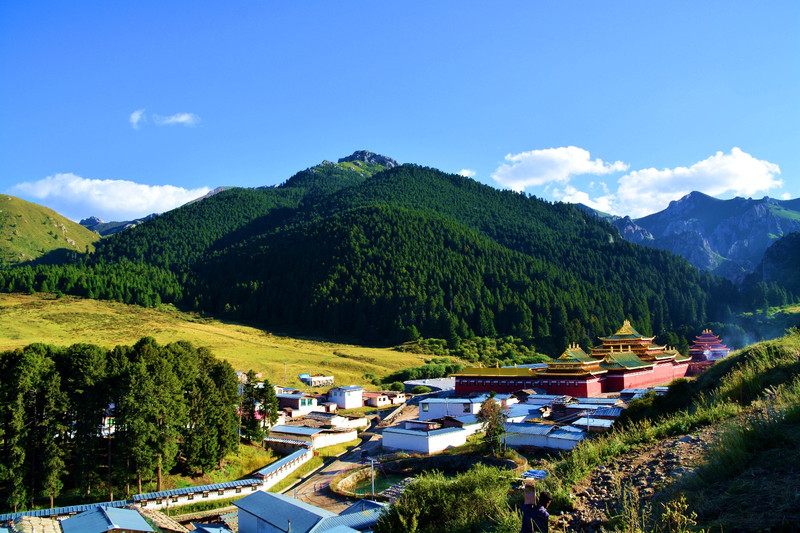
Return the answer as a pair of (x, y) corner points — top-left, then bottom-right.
(1, 153), (786, 354)
(0, 195), (99, 266)
(0, 293), (424, 388)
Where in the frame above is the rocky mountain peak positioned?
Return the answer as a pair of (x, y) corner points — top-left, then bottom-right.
(80, 216), (104, 226)
(338, 150), (399, 168)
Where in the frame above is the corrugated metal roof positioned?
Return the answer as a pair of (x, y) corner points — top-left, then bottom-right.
(383, 427), (465, 438)
(0, 500), (132, 522)
(270, 425), (323, 436)
(549, 430), (586, 441)
(190, 524), (235, 533)
(61, 506), (154, 533)
(314, 505), (385, 532)
(235, 491), (336, 533)
(340, 500), (386, 515)
(256, 448), (310, 477)
(334, 386), (364, 391)
(572, 417), (615, 429)
(132, 478), (259, 501)
(450, 414), (480, 425)
(504, 423), (555, 436)
(594, 406), (624, 418)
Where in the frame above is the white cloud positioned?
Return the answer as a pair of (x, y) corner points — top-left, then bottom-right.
(491, 146), (628, 191)
(153, 112), (200, 126)
(129, 108), (146, 130)
(781, 193), (792, 200)
(552, 185), (615, 214)
(615, 147), (782, 217)
(9, 173), (210, 221)
(458, 168), (476, 178)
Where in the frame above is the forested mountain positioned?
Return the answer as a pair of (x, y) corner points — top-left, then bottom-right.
(589, 191), (800, 282)
(0, 152), (790, 354)
(0, 195), (99, 266)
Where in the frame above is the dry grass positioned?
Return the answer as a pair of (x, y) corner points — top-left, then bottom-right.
(0, 293), (425, 387)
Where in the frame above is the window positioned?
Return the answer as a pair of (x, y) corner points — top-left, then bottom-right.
(218, 490), (225, 496)
(188, 494), (194, 501)
(236, 487), (242, 494)
(171, 497), (178, 503)
(463, 404), (470, 413)
(422, 404), (429, 412)
(203, 491), (209, 499)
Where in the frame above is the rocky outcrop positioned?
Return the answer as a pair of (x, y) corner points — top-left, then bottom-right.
(338, 150), (399, 168)
(601, 192), (800, 282)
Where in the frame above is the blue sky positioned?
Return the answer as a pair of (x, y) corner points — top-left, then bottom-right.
(1, 2), (798, 221)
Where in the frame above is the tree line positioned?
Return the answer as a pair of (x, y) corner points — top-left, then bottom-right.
(0, 338), (239, 512)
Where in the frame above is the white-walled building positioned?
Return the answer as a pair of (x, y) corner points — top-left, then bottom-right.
(503, 422), (586, 450)
(328, 386), (364, 409)
(382, 424), (468, 454)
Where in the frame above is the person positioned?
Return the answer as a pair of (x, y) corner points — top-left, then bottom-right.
(520, 482), (551, 533)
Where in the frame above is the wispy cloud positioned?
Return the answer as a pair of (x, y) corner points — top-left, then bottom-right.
(491, 146), (628, 191)
(129, 108), (146, 130)
(8, 173), (210, 222)
(153, 112), (200, 127)
(458, 169), (476, 178)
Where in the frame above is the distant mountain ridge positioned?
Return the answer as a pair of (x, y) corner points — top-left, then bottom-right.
(581, 191), (800, 282)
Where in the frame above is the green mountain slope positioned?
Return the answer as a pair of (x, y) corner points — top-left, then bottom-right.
(0, 153), (767, 353)
(0, 195), (100, 266)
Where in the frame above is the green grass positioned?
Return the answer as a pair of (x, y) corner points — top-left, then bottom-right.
(0, 293), (425, 385)
(0, 195), (99, 266)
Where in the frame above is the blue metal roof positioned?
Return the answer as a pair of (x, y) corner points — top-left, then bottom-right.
(0, 499), (132, 522)
(450, 414), (480, 425)
(255, 448), (310, 477)
(334, 386), (364, 391)
(270, 425), (323, 436)
(235, 491), (336, 533)
(594, 406), (625, 418)
(61, 506), (154, 533)
(132, 478), (259, 501)
(504, 422), (556, 436)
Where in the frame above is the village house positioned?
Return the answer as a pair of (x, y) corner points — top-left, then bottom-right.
(362, 391), (391, 408)
(276, 391), (319, 418)
(299, 373), (335, 387)
(268, 425), (357, 449)
(382, 421), (468, 454)
(61, 506), (154, 533)
(328, 386), (364, 409)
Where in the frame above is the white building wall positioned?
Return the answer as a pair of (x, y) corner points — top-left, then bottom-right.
(418, 400), (480, 421)
(311, 430), (358, 449)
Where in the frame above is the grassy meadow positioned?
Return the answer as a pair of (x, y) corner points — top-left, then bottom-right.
(0, 293), (427, 387)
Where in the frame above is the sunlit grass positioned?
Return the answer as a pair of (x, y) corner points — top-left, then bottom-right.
(0, 293), (424, 386)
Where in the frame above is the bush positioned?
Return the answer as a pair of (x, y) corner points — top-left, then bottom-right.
(411, 385), (432, 394)
(388, 381), (405, 392)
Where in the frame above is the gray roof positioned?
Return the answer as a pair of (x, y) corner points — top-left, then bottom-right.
(549, 430), (587, 441)
(572, 417), (615, 429)
(270, 425), (324, 436)
(61, 506), (154, 533)
(594, 406), (625, 418)
(235, 491), (336, 533)
(382, 426), (465, 438)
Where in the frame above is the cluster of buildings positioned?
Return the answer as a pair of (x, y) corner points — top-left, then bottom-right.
(452, 321), (724, 397)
